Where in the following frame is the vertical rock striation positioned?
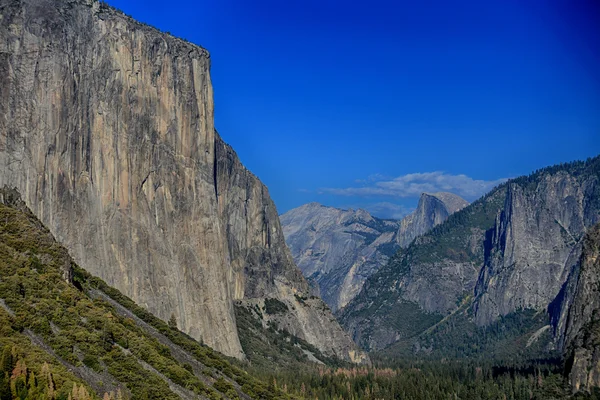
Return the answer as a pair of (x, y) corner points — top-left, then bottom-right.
(340, 157), (600, 352)
(559, 224), (600, 393)
(0, 0), (364, 361)
(474, 171), (600, 325)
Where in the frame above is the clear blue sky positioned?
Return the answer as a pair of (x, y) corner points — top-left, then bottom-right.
(107, 0), (599, 219)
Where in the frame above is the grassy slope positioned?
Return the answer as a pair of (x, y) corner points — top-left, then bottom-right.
(0, 193), (294, 400)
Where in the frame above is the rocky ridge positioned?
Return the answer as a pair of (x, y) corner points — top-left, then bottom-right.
(0, 0), (364, 362)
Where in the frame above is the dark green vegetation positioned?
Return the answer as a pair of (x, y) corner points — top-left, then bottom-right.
(384, 308), (554, 363)
(337, 185), (508, 351)
(266, 362), (598, 400)
(0, 191), (293, 400)
(234, 303), (336, 371)
(2, 155), (599, 400)
(263, 299), (289, 315)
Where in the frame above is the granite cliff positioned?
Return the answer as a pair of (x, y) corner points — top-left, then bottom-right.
(0, 0), (364, 362)
(280, 193), (467, 312)
(340, 157), (600, 353)
(395, 192), (468, 247)
(555, 224), (600, 393)
(474, 169), (599, 325)
(0, 187), (302, 399)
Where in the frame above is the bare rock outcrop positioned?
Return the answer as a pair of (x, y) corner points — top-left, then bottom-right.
(281, 203), (401, 311)
(340, 157), (600, 352)
(395, 192), (468, 247)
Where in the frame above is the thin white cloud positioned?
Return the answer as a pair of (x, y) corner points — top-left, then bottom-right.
(363, 202), (414, 220)
(320, 171), (507, 200)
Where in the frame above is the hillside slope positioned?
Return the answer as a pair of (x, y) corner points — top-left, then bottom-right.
(558, 223), (600, 393)
(0, 187), (298, 400)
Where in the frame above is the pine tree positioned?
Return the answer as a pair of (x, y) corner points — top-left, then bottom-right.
(0, 347), (12, 375)
(168, 313), (177, 329)
(40, 362), (55, 399)
(0, 373), (10, 400)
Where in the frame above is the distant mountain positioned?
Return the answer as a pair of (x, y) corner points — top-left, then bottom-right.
(339, 156), (600, 364)
(395, 192), (469, 247)
(280, 193), (468, 311)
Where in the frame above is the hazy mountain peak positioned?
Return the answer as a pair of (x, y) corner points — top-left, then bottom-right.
(425, 192), (470, 213)
(281, 192), (468, 311)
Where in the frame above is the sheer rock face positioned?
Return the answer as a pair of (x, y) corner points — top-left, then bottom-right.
(559, 224), (600, 393)
(281, 193), (467, 312)
(0, 0), (364, 362)
(395, 192), (468, 248)
(474, 172), (600, 326)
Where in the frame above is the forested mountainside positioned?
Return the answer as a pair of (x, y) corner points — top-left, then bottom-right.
(339, 156), (600, 363)
(0, 0), (363, 363)
(0, 187), (300, 400)
(281, 193), (467, 311)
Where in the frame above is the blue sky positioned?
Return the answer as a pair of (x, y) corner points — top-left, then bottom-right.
(107, 0), (600, 219)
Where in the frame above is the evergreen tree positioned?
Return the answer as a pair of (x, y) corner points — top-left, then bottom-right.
(168, 313), (177, 329)
(0, 373), (10, 400)
(0, 346), (12, 375)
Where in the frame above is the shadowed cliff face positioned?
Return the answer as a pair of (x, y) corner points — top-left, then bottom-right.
(0, 0), (364, 362)
(281, 193), (468, 312)
(558, 224), (600, 393)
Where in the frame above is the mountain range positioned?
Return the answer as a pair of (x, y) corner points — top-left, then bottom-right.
(280, 192), (468, 311)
